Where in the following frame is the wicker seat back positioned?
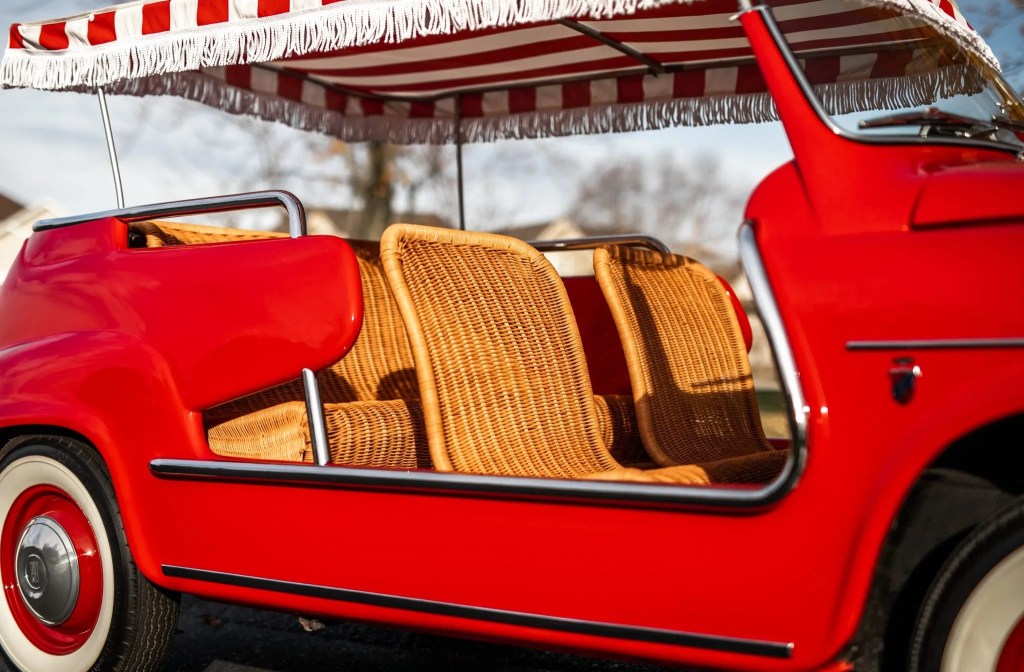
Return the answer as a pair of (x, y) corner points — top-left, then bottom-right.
(381, 224), (618, 478)
(129, 220), (287, 247)
(594, 245), (775, 469)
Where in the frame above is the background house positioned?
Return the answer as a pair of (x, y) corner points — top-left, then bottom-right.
(0, 193), (63, 274)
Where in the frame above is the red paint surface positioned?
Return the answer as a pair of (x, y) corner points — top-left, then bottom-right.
(563, 276), (631, 396)
(997, 614), (1024, 672)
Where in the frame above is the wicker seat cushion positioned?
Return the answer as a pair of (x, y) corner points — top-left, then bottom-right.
(381, 224), (712, 485)
(593, 244), (789, 484)
(207, 399), (430, 468)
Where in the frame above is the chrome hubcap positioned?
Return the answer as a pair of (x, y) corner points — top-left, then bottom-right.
(15, 516), (80, 625)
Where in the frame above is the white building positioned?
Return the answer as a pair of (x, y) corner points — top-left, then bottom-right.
(0, 196), (64, 276)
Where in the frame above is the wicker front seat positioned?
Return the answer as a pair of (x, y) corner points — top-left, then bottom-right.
(201, 238), (428, 468)
(380, 224), (711, 485)
(593, 245), (789, 484)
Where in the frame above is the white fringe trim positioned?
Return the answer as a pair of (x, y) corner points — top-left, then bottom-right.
(90, 63), (980, 144)
(1, 0), (692, 91)
(0, 0), (1000, 92)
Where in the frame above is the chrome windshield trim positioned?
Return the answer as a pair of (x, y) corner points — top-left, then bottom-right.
(847, 338), (1024, 351)
(738, 222), (807, 486)
(34, 190), (307, 238)
(163, 565), (794, 658)
(528, 235), (670, 254)
(753, 4), (1024, 156)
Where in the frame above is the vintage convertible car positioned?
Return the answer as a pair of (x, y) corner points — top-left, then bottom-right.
(1, 0), (1022, 670)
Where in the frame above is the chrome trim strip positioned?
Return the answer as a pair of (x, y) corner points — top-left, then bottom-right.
(161, 565), (793, 658)
(738, 223), (807, 484)
(96, 87), (125, 209)
(34, 190), (307, 238)
(151, 453), (798, 507)
(528, 235), (670, 254)
(751, 5), (1023, 156)
(847, 338), (1024, 351)
(303, 369), (330, 466)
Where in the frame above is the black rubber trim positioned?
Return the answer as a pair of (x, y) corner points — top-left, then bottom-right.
(846, 338), (1024, 351)
(150, 458), (794, 509)
(162, 565), (793, 659)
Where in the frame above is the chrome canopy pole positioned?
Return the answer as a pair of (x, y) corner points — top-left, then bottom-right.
(95, 87), (125, 209)
(454, 95), (466, 231)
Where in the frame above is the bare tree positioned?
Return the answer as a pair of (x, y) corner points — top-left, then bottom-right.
(568, 152), (744, 255)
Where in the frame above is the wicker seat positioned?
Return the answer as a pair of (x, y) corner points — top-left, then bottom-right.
(131, 220), (426, 468)
(593, 245), (789, 484)
(380, 224), (712, 485)
(136, 220), (633, 470)
(129, 220), (287, 247)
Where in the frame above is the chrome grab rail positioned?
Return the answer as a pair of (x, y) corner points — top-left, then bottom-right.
(528, 234), (670, 254)
(34, 190), (307, 239)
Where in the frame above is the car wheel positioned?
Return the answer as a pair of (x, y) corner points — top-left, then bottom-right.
(0, 436), (178, 672)
(909, 497), (1024, 672)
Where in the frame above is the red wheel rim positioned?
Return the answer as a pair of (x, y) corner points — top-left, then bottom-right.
(1, 485), (103, 655)
(996, 613), (1024, 672)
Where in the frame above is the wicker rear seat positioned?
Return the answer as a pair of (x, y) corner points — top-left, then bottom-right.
(132, 220), (640, 470)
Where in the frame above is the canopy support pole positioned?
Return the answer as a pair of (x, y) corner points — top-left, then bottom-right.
(96, 87), (125, 209)
(454, 95), (466, 231)
(556, 20), (665, 74)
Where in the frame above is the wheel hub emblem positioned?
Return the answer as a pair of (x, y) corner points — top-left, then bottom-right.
(15, 516), (80, 626)
(24, 553), (47, 592)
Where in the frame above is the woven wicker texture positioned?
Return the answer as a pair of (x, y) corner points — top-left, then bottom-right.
(594, 245), (788, 483)
(206, 399), (429, 468)
(593, 394), (648, 467)
(206, 401), (310, 462)
(381, 224), (712, 485)
(130, 220), (287, 247)
(324, 399), (430, 469)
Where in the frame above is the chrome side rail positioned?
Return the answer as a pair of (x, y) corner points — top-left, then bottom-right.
(34, 190), (307, 239)
(738, 222), (806, 486)
(303, 369), (331, 466)
(528, 235), (670, 254)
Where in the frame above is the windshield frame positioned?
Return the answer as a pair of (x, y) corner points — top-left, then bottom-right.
(760, 2), (1024, 157)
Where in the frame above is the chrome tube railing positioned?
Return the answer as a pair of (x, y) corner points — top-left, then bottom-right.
(34, 190), (307, 239)
(528, 234), (670, 254)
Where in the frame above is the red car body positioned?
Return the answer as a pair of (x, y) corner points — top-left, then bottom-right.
(0, 2), (1022, 671)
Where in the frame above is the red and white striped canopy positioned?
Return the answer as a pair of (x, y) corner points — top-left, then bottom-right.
(1, 0), (996, 143)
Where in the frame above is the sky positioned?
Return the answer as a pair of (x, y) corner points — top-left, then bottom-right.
(0, 0), (1020, 252)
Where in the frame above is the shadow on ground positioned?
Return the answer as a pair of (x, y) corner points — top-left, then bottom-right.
(162, 595), (673, 672)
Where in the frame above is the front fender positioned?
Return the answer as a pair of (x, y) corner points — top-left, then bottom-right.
(0, 330), (202, 584)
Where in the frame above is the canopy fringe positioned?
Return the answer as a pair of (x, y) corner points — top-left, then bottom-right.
(82, 63), (976, 144)
(2, 0), (692, 91)
(1, 0), (999, 93)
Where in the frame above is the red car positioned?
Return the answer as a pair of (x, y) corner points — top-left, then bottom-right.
(1, 0), (1022, 670)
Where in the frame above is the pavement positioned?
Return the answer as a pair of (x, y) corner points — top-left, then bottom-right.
(161, 595), (671, 672)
